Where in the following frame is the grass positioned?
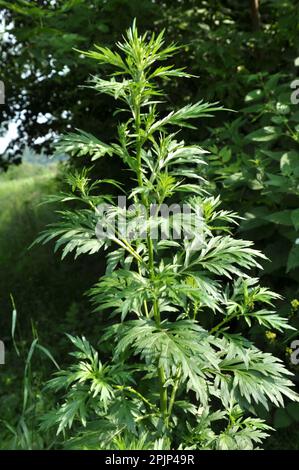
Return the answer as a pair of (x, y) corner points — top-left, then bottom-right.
(0, 161), (103, 448)
(0, 163), (60, 335)
(0, 162), (100, 339)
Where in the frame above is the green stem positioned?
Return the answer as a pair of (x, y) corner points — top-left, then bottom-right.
(210, 313), (238, 335)
(158, 364), (168, 421)
(167, 366), (181, 424)
(134, 96), (168, 425)
(88, 199), (143, 263)
(135, 103), (143, 190)
(114, 385), (157, 411)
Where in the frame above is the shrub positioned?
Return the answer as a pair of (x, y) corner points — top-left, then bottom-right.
(37, 22), (298, 450)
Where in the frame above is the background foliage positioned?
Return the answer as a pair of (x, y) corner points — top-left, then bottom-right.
(1, 0), (299, 449)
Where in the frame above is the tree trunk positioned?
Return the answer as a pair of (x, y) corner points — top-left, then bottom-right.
(250, 0), (261, 31)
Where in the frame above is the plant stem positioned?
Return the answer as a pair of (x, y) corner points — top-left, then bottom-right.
(167, 366), (181, 425)
(88, 199), (143, 263)
(210, 313), (238, 335)
(158, 364), (168, 421)
(134, 95), (168, 424)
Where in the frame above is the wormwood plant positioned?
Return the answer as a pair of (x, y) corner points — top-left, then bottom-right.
(38, 22), (298, 450)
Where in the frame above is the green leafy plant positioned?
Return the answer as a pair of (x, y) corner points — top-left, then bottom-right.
(204, 72), (299, 380)
(37, 22), (298, 450)
(205, 72), (299, 274)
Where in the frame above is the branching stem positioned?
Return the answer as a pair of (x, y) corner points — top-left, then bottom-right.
(134, 90), (168, 425)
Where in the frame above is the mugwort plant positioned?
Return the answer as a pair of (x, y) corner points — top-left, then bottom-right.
(37, 22), (298, 450)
